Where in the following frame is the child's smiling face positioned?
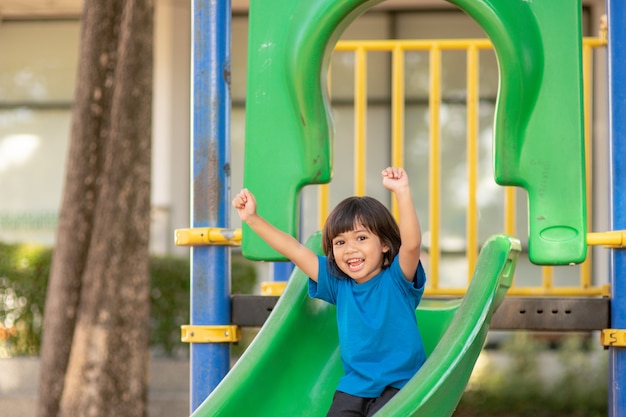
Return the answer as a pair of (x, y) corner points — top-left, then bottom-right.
(331, 223), (390, 284)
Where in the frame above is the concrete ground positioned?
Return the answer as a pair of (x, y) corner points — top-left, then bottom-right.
(0, 357), (189, 417)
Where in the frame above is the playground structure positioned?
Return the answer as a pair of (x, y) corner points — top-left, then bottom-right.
(176, 0), (626, 416)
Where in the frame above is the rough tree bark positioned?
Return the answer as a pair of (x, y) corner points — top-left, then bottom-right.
(37, 1), (153, 416)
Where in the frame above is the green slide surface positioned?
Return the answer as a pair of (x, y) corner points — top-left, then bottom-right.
(191, 233), (520, 417)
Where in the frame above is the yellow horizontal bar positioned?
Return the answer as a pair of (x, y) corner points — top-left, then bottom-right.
(506, 287), (608, 296)
(583, 36), (607, 47)
(601, 329), (626, 347)
(175, 227), (242, 246)
(261, 282), (287, 296)
(181, 325), (241, 343)
(587, 231), (626, 248)
(335, 37), (604, 52)
(425, 286), (608, 297)
(336, 38), (492, 52)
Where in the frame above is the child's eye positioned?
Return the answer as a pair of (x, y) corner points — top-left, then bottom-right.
(357, 235), (367, 241)
(333, 240), (344, 246)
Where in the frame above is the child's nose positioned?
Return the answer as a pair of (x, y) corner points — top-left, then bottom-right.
(345, 242), (357, 253)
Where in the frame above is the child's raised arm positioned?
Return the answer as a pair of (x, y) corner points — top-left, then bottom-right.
(381, 167), (422, 281)
(232, 189), (319, 281)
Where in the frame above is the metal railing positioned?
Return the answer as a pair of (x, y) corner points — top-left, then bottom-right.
(318, 36), (609, 296)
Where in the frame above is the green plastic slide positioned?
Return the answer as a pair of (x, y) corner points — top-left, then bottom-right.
(191, 233), (520, 417)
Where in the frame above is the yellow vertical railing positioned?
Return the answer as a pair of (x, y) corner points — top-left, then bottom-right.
(580, 39), (597, 288)
(429, 44), (442, 290)
(329, 37), (606, 296)
(391, 45), (405, 218)
(466, 44), (479, 283)
(354, 46), (367, 196)
(504, 187), (516, 236)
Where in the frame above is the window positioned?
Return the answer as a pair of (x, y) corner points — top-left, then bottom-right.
(0, 19), (79, 245)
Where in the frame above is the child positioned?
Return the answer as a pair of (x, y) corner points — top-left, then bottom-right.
(232, 166), (427, 417)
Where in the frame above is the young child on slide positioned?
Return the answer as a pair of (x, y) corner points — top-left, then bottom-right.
(232, 166), (427, 417)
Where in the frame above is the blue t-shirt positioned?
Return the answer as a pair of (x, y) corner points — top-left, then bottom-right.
(309, 255), (427, 398)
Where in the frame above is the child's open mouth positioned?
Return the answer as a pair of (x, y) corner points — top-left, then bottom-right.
(347, 258), (365, 272)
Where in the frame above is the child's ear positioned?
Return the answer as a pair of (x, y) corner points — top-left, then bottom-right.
(382, 244), (390, 253)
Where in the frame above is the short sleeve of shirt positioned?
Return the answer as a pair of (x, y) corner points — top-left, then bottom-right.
(385, 256), (425, 310)
(409, 260), (427, 306)
(308, 256), (337, 305)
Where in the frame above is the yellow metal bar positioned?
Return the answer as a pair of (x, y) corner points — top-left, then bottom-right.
(581, 22), (605, 285)
(583, 36), (607, 48)
(466, 45), (479, 283)
(581, 42), (595, 287)
(587, 231), (626, 248)
(261, 281), (288, 296)
(181, 325), (241, 343)
(601, 329), (626, 347)
(354, 46), (367, 196)
(426, 286), (608, 297)
(318, 184), (330, 230)
(390, 45), (405, 219)
(504, 187), (515, 236)
(541, 265), (554, 291)
(428, 45), (442, 290)
(175, 227), (241, 246)
(507, 286), (608, 296)
(336, 37), (604, 52)
(336, 39), (493, 52)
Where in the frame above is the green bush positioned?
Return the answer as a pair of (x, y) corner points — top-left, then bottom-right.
(149, 253), (257, 356)
(0, 243), (50, 356)
(0, 242), (257, 357)
(455, 332), (608, 417)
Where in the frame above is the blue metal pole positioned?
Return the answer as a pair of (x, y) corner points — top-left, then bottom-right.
(190, 0), (231, 412)
(607, 1), (626, 415)
(272, 262), (295, 281)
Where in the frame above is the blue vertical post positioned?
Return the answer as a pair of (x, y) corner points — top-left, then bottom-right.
(190, 0), (231, 412)
(607, 1), (626, 415)
(272, 262), (295, 281)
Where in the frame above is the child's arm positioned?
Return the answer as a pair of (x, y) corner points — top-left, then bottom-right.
(381, 167), (422, 282)
(232, 189), (319, 282)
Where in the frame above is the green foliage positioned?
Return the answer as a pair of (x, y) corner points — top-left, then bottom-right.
(455, 332), (608, 417)
(0, 242), (257, 358)
(149, 255), (190, 357)
(149, 253), (257, 356)
(550, 335), (608, 414)
(0, 242), (51, 357)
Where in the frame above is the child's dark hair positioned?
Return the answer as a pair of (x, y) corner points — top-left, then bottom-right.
(322, 196), (401, 278)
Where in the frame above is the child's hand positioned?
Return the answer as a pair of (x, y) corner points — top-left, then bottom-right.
(232, 188), (257, 222)
(382, 166), (410, 193)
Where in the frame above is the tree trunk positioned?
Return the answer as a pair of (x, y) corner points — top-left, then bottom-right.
(37, 1), (153, 416)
